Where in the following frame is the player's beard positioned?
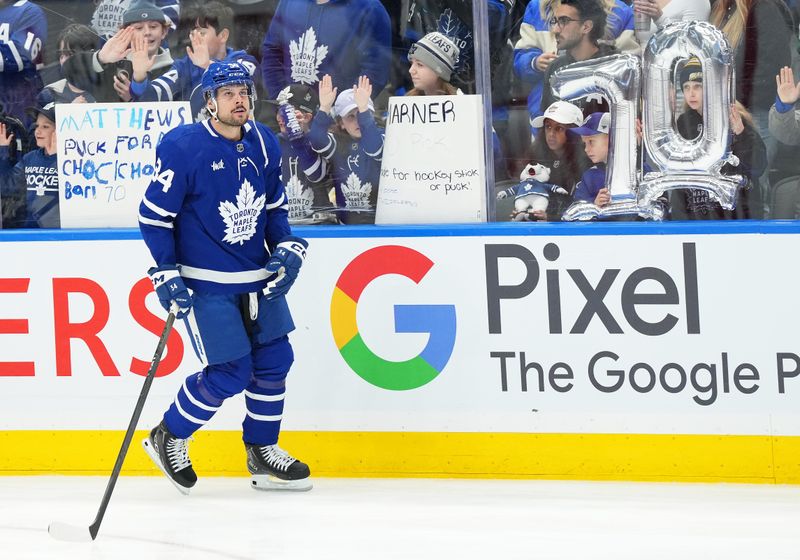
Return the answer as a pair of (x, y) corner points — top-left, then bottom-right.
(218, 108), (249, 128)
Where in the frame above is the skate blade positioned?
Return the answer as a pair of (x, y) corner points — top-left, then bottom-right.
(250, 474), (313, 492)
(141, 437), (192, 496)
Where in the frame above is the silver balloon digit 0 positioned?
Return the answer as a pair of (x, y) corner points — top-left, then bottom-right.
(639, 20), (744, 210)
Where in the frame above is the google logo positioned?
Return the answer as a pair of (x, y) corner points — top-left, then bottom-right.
(330, 246), (457, 390)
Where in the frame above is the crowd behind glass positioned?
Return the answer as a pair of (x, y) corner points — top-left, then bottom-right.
(1, 0), (800, 228)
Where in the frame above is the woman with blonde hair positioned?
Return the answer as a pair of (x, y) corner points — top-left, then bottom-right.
(709, 0), (794, 214)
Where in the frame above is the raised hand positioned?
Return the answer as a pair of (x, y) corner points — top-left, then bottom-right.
(187, 28), (211, 70)
(98, 26), (134, 64)
(318, 74), (337, 114)
(0, 122), (14, 147)
(131, 33), (156, 82)
(353, 75), (372, 113)
(729, 104), (745, 136)
(46, 128), (58, 156)
(776, 66), (800, 106)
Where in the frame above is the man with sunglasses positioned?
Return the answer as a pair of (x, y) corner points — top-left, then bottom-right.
(539, 0), (620, 119)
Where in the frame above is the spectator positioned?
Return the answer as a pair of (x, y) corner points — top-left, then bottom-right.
(405, 31), (506, 178)
(528, 100), (592, 219)
(769, 65), (800, 145)
(710, 0), (794, 213)
(514, 0), (636, 134)
(260, 0), (391, 100)
(632, 0), (711, 46)
(130, 2), (258, 120)
(40, 24), (98, 105)
(540, 0), (620, 117)
(90, 0), (179, 43)
(0, 102), (59, 228)
(570, 111), (612, 206)
(671, 57), (767, 219)
(0, 0), (46, 127)
(308, 75), (384, 224)
(63, 1), (174, 103)
(270, 83), (336, 221)
(406, 31), (460, 96)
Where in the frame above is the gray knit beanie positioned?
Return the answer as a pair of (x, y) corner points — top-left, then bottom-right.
(408, 32), (460, 82)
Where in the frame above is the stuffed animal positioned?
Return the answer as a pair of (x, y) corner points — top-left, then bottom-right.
(497, 163), (568, 221)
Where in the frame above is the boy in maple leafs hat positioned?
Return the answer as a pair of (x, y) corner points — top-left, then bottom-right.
(270, 83), (336, 222)
(305, 73), (385, 224)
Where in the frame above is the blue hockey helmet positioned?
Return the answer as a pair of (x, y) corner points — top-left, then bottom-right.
(201, 61), (254, 99)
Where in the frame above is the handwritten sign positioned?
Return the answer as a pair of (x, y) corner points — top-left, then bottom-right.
(56, 102), (190, 228)
(375, 95), (486, 224)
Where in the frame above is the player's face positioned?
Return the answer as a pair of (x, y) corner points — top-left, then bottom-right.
(212, 85), (251, 127)
(582, 134), (609, 164)
(129, 21), (168, 55)
(408, 58), (440, 93)
(544, 119), (568, 153)
(339, 109), (362, 139)
(34, 115), (56, 150)
(552, 5), (584, 52)
(683, 81), (703, 113)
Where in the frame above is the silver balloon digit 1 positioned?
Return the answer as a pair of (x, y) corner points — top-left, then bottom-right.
(551, 54), (662, 221)
(639, 20), (744, 210)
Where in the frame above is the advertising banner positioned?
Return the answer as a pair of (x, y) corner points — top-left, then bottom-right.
(1, 231), (800, 437)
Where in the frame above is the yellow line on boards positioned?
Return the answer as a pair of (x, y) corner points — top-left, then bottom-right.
(1, 431), (798, 484)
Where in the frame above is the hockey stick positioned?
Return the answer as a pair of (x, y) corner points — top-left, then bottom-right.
(48, 310), (177, 542)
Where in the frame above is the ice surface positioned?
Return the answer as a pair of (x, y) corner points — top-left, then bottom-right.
(2, 476), (799, 559)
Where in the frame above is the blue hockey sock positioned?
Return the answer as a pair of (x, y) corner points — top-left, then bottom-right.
(164, 371), (224, 438)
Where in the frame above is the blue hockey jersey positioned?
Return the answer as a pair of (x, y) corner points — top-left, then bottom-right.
(138, 119), (291, 294)
(0, 145), (59, 228)
(260, 0), (391, 99)
(0, 0), (46, 127)
(574, 163), (606, 203)
(279, 130), (334, 220)
(130, 48), (259, 121)
(309, 110), (383, 215)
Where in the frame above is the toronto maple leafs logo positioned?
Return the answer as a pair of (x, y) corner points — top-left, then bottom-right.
(285, 173), (314, 219)
(289, 28), (329, 85)
(438, 9), (471, 74)
(218, 179), (266, 245)
(342, 172), (373, 209)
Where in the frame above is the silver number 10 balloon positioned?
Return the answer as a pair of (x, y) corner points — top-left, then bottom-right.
(549, 21), (742, 221)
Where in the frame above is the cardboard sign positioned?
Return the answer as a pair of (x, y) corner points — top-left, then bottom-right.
(376, 95), (487, 224)
(56, 102), (190, 228)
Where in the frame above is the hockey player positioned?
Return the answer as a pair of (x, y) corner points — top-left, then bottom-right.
(138, 60), (312, 493)
(0, 0), (47, 127)
(272, 83), (335, 221)
(129, 2), (259, 121)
